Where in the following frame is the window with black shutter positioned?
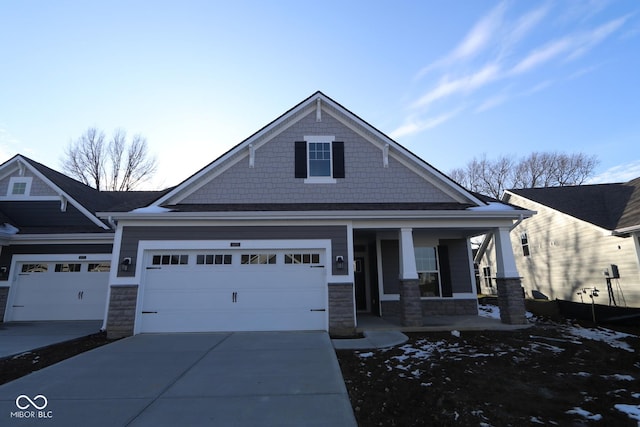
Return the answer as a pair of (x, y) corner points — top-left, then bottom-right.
(294, 138), (344, 182)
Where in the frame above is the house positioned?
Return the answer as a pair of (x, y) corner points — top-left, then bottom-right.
(0, 155), (164, 322)
(477, 178), (640, 308)
(1, 92), (533, 337)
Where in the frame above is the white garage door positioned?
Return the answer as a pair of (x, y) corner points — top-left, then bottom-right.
(9, 261), (110, 321)
(139, 249), (327, 333)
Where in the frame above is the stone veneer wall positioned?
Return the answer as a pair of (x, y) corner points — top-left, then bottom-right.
(106, 285), (138, 339)
(0, 287), (8, 321)
(382, 298), (478, 319)
(328, 283), (355, 335)
(497, 278), (527, 324)
(399, 279), (422, 326)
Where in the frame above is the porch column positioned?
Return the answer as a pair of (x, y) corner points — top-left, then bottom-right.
(398, 228), (422, 327)
(494, 227), (526, 324)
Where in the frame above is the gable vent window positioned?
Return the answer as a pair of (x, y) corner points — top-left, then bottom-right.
(295, 136), (344, 183)
(7, 177), (32, 197)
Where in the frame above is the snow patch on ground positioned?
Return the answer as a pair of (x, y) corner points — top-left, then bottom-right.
(616, 404), (640, 422)
(566, 407), (602, 420)
(561, 324), (635, 352)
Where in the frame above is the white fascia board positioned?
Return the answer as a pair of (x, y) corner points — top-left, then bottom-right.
(153, 103), (316, 206)
(9, 233), (114, 245)
(101, 208), (534, 222)
(15, 156), (110, 230)
(613, 224), (640, 236)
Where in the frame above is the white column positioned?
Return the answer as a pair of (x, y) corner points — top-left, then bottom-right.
(494, 227), (520, 278)
(399, 228), (418, 280)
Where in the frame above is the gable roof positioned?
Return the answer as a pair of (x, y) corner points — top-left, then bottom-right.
(152, 91), (485, 208)
(507, 177), (640, 233)
(0, 154), (168, 232)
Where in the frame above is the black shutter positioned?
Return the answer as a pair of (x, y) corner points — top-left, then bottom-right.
(295, 141), (307, 178)
(332, 141), (345, 178)
(438, 245), (453, 297)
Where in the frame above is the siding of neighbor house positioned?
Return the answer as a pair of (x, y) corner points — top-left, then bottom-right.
(485, 193), (640, 307)
(117, 225), (349, 277)
(181, 110), (458, 205)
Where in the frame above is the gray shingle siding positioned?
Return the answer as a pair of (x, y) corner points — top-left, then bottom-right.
(0, 169), (57, 197)
(181, 111), (456, 205)
(117, 225), (349, 277)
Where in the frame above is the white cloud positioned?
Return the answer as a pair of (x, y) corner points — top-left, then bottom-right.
(589, 159), (640, 183)
(390, 108), (464, 139)
(416, 2), (506, 78)
(511, 38), (573, 75)
(566, 15), (629, 61)
(412, 63), (501, 109)
(475, 93), (509, 113)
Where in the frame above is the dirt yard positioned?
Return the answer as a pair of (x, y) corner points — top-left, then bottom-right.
(336, 318), (640, 426)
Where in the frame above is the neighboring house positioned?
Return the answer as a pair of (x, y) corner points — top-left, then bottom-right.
(0, 155), (164, 322)
(100, 92), (532, 338)
(477, 178), (640, 307)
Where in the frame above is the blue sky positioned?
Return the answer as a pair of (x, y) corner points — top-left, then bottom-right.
(1, 0), (639, 189)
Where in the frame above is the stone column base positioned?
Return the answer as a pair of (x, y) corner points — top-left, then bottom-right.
(399, 279), (423, 327)
(496, 277), (527, 324)
(328, 283), (356, 336)
(106, 285), (138, 339)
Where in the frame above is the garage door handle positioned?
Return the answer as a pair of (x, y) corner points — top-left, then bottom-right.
(310, 308), (326, 312)
(142, 311), (158, 314)
(232, 292), (238, 303)
(310, 265), (325, 268)
(13, 305), (24, 308)
(78, 291), (84, 300)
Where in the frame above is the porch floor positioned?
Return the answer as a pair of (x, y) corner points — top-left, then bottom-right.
(355, 313), (532, 332)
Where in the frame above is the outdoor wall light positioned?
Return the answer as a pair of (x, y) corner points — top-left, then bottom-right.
(335, 256), (344, 270)
(120, 257), (132, 272)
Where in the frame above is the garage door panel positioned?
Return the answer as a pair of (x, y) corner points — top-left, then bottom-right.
(139, 249), (328, 333)
(10, 261), (109, 321)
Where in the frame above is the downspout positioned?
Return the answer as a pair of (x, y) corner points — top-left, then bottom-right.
(107, 216), (117, 230)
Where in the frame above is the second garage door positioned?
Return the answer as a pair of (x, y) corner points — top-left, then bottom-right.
(138, 249), (327, 333)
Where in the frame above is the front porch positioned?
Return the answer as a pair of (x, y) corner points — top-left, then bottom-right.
(355, 312), (531, 333)
(349, 226), (527, 332)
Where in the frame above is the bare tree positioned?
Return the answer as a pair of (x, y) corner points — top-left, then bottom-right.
(62, 127), (157, 191)
(449, 151), (599, 199)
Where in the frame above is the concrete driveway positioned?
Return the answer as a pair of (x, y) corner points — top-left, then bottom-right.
(0, 331), (357, 426)
(0, 321), (102, 359)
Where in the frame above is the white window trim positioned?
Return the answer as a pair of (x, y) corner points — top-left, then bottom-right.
(7, 177), (33, 198)
(304, 135), (336, 184)
(415, 245), (443, 299)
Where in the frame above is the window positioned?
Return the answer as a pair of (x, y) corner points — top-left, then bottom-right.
(7, 177), (32, 197)
(12, 182), (27, 195)
(482, 266), (493, 288)
(308, 142), (331, 177)
(521, 232), (530, 257)
(284, 253), (321, 264)
(55, 263), (82, 272)
(196, 254), (232, 265)
(241, 254), (276, 265)
(21, 264), (48, 273)
(88, 263), (111, 272)
(152, 254), (189, 265)
(415, 247), (441, 297)
(294, 137), (344, 181)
